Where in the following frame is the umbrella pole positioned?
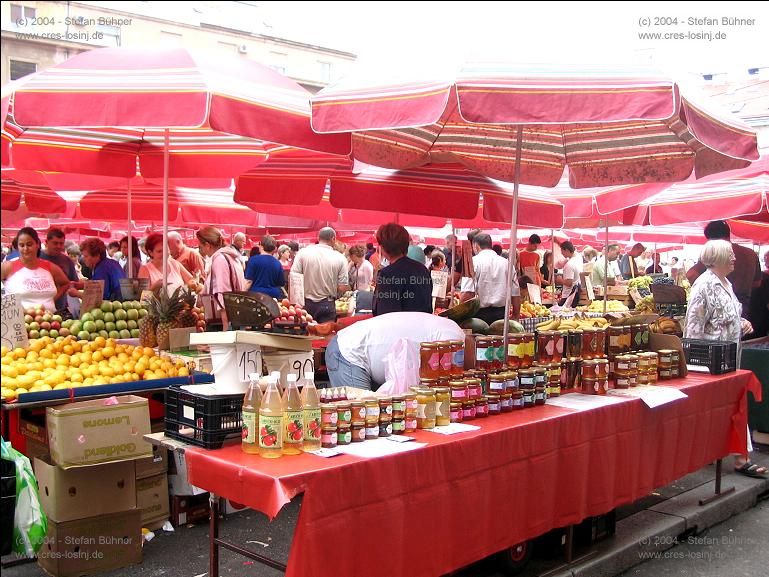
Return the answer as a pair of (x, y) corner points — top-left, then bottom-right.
(603, 218), (608, 315)
(550, 228), (555, 291)
(127, 179), (133, 277)
(502, 126), (524, 358)
(162, 128), (169, 292)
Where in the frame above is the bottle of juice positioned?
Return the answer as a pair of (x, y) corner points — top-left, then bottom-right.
(300, 371), (321, 451)
(242, 373), (262, 454)
(271, 371), (285, 396)
(258, 376), (283, 458)
(282, 374), (303, 455)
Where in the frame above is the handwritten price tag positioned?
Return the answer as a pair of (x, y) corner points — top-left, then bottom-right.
(236, 343), (262, 383)
(80, 280), (105, 315)
(1, 294), (29, 350)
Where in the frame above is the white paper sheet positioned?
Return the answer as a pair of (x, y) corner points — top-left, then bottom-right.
(335, 438), (427, 458)
(606, 385), (688, 408)
(425, 423), (481, 435)
(545, 392), (632, 411)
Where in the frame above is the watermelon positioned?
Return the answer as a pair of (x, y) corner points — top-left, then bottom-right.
(488, 319), (525, 335)
(460, 318), (490, 335)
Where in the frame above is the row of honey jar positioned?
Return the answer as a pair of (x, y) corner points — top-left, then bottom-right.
(319, 395), (417, 448)
(579, 349), (682, 395)
(533, 324), (652, 364)
(419, 340), (466, 379)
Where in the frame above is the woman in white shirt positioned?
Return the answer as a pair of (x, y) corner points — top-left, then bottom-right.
(138, 233), (200, 295)
(347, 245), (374, 292)
(685, 240), (764, 479)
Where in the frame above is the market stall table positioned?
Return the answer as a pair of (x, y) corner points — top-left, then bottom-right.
(185, 370), (760, 577)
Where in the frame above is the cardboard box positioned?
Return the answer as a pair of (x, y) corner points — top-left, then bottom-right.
(164, 350), (213, 373)
(167, 450), (206, 496)
(35, 458), (136, 523)
(20, 410), (48, 445)
(24, 438), (50, 473)
(134, 445), (168, 480)
(135, 473), (169, 530)
(47, 395), (152, 469)
(170, 493), (210, 527)
(189, 329), (315, 352)
(37, 509), (142, 577)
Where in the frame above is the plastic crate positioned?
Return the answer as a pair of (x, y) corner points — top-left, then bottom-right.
(1, 456), (15, 556)
(681, 339), (737, 374)
(521, 316), (551, 332)
(164, 385), (243, 449)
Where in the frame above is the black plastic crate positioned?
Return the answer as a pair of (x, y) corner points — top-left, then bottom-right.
(682, 339), (737, 374)
(1, 457), (15, 556)
(164, 386), (243, 449)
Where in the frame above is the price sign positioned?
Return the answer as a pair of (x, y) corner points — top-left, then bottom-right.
(236, 343), (262, 383)
(527, 283), (542, 304)
(431, 270), (449, 299)
(139, 290), (154, 304)
(80, 280), (104, 315)
(584, 276), (595, 302)
(1, 294), (29, 350)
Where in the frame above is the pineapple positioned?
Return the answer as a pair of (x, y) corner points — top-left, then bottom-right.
(138, 315), (158, 348)
(178, 287), (198, 328)
(148, 287), (185, 350)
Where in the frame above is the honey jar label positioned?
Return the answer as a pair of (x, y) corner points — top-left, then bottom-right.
(489, 402), (500, 412)
(366, 406), (380, 418)
(452, 350), (465, 368)
(496, 346), (506, 362)
(440, 353), (453, 371)
(338, 409), (352, 423)
(489, 382), (505, 392)
(428, 353), (440, 370)
(365, 426), (379, 437)
(435, 400), (448, 418)
(337, 429), (352, 444)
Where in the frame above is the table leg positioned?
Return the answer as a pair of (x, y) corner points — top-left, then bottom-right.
(698, 459), (735, 506)
(209, 492), (219, 577)
(565, 525), (574, 563)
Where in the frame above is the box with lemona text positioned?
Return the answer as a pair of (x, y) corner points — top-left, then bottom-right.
(47, 395), (152, 469)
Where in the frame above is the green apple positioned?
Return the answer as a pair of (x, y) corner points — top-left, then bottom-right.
(116, 320), (128, 331)
(114, 309), (127, 321)
(119, 329), (131, 339)
(105, 322), (116, 332)
(81, 312), (93, 323)
(100, 301), (113, 313)
(91, 309), (104, 321)
(82, 320), (97, 333)
(77, 331), (90, 341)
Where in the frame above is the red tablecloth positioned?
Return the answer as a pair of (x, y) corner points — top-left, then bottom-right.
(186, 370), (759, 577)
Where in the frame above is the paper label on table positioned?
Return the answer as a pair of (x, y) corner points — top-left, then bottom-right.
(335, 438), (427, 458)
(387, 435), (415, 443)
(527, 283), (542, 304)
(606, 385), (688, 408)
(546, 393), (632, 411)
(427, 423), (481, 435)
(431, 270), (448, 299)
(308, 448), (342, 458)
(236, 343), (261, 383)
(80, 280), (105, 315)
(1, 294), (29, 350)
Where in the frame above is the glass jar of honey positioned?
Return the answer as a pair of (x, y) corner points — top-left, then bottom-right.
(365, 399), (380, 426)
(475, 396), (489, 418)
(434, 386), (451, 426)
(518, 368), (536, 390)
(462, 400), (476, 420)
(378, 421), (392, 437)
(581, 328), (602, 359)
(505, 371), (520, 392)
(404, 392), (418, 417)
(582, 377), (608, 395)
(337, 425), (352, 445)
(449, 380), (469, 402)
(488, 374), (506, 395)
(537, 330), (564, 363)
(365, 423), (379, 440)
(534, 367), (548, 390)
(658, 350), (674, 369)
(614, 375), (631, 389)
(450, 402), (464, 423)
(500, 392), (514, 412)
(475, 336), (493, 369)
(351, 423), (366, 442)
(416, 387), (437, 429)
(637, 351), (659, 373)
(522, 385), (535, 408)
(512, 390), (524, 410)
(419, 342), (441, 379)
(449, 340), (465, 375)
(507, 333), (525, 369)
(378, 397), (393, 422)
(392, 418), (405, 435)
(404, 414), (417, 433)
(637, 372), (651, 386)
(321, 425), (338, 448)
(391, 396), (405, 420)
(548, 363), (562, 396)
(486, 394), (501, 415)
(336, 402), (352, 427)
(581, 359), (601, 380)
(534, 385), (547, 405)
(436, 341), (453, 376)
(321, 403), (339, 427)
(419, 377), (438, 389)
(607, 326), (624, 356)
(569, 329), (584, 358)
(350, 401), (366, 426)
(466, 378), (482, 400)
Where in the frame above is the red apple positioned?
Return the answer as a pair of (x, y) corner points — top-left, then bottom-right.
(281, 298), (290, 307)
(25, 308), (36, 317)
(40, 321), (51, 330)
(34, 315), (44, 323)
(51, 321), (61, 330)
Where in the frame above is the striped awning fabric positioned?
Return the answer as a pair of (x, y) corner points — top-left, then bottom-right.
(311, 63), (759, 189)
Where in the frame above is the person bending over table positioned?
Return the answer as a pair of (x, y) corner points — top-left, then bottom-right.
(326, 312), (464, 391)
(684, 239), (765, 479)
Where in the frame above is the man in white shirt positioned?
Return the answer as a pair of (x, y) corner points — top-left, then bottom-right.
(291, 227), (349, 323)
(327, 312), (465, 390)
(557, 241), (583, 306)
(460, 233), (520, 323)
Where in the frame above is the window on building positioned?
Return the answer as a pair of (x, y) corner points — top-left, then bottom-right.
(10, 60), (37, 81)
(319, 61), (332, 83)
(96, 24), (121, 47)
(10, 4), (35, 22)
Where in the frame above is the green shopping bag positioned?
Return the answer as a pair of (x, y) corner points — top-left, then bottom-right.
(0, 438), (47, 557)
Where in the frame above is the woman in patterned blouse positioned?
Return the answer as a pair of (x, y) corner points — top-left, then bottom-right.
(685, 240), (765, 478)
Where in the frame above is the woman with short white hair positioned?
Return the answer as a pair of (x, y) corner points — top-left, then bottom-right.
(685, 239), (764, 479)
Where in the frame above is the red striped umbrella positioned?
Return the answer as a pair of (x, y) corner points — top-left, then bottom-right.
(311, 63), (758, 186)
(235, 148), (564, 228)
(1, 171), (67, 213)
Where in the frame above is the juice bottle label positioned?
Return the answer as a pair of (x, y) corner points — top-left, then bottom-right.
(242, 411), (257, 444)
(258, 414), (283, 450)
(303, 408), (321, 441)
(284, 410), (304, 446)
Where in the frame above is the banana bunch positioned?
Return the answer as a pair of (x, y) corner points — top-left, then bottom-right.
(651, 317), (682, 336)
(536, 315), (609, 331)
(634, 295), (656, 314)
(587, 299), (629, 313)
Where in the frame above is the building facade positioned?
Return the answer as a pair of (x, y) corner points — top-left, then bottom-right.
(1, 1), (357, 92)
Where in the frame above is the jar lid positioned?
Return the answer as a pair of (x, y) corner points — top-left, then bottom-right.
(486, 393), (500, 399)
(391, 395), (404, 401)
(320, 403), (336, 410)
(378, 396), (392, 403)
(582, 359), (598, 366)
(448, 339), (464, 345)
(434, 386), (450, 393)
(449, 380), (467, 387)
(518, 368), (536, 376)
(657, 349), (675, 354)
(489, 374), (506, 381)
(462, 400), (476, 406)
(351, 400), (365, 407)
(336, 402), (351, 409)
(450, 402), (463, 408)
(415, 387), (436, 395)
(465, 378), (482, 385)
(594, 359), (609, 365)
(435, 340), (452, 345)
(364, 399), (379, 405)
(421, 342), (440, 348)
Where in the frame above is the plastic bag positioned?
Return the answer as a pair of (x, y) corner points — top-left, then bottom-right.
(379, 338), (420, 396)
(1, 438), (47, 557)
